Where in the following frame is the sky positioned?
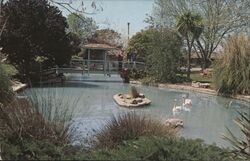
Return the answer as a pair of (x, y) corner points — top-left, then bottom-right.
(58, 0), (154, 36)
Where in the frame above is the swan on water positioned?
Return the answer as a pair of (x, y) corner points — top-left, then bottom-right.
(172, 99), (182, 113)
(182, 94), (192, 107)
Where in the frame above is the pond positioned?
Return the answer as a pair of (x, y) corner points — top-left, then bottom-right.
(24, 75), (250, 148)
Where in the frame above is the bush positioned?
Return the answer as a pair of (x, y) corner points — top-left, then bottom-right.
(0, 63), (13, 104)
(141, 77), (158, 86)
(94, 112), (177, 149)
(213, 34), (250, 95)
(1, 63), (18, 77)
(85, 136), (238, 161)
(146, 29), (182, 83)
(129, 69), (147, 80)
(0, 89), (81, 160)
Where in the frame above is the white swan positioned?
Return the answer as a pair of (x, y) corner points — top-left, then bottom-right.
(180, 95), (191, 112)
(183, 99), (192, 105)
(182, 94), (192, 107)
(172, 99), (182, 113)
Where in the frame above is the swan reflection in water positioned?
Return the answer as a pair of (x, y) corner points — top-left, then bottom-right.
(173, 95), (192, 116)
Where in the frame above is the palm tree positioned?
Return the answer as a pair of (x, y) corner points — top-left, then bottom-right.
(177, 11), (203, 79)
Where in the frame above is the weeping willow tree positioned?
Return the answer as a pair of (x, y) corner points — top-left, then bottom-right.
(213, 34), (250, 95)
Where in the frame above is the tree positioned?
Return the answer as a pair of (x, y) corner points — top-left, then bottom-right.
(1, 0), (77, 80)
(147, 29), (182, 82)
(90, 29), (123, 47)
(126, 28), (182, 82)
(126, 29), (156, 62)
(67, 13), (97, 43)
(176, 11), (203, 79)
(0, 0), (7, 38)
(0, 0), (101, 41)
(148, 0), (250, 68)
(49, 0), (103, 15)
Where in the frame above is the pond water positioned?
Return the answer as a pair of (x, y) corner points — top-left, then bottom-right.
(24, 75), (250, 148)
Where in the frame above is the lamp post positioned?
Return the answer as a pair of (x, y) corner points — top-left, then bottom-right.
(127, 22), (130, 42)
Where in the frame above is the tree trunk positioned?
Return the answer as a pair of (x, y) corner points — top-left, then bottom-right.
(201, 56), (206, 71)
(201, 56), (211, 71)
(186, 38), (194, 80)
(187, 50), (191, 79)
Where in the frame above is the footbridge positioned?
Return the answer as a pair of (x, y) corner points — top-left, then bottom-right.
(70, 59), (146, 76)
(40, 59), (145, 83)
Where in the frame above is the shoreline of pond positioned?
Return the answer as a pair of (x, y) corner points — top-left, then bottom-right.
(130, 81), (250, 104)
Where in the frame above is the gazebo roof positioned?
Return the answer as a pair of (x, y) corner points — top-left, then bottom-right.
(82, 43), (117, 50)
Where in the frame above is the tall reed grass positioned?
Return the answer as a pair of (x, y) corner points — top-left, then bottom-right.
(0, 62), (13, 104)
(213, 34), (250, 95)
(0, 88), (81, 159)
(94, 112), (177, 149)
(25, 88), (80, 139)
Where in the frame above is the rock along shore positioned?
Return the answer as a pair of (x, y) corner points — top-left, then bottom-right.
(130, 81), (250, 103)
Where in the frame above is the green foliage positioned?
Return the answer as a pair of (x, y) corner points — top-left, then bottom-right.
(129, 69), (147, 80)
(1, 63), (18, 76)
(141, 77), (158, 86)
(223, 112), (250, 160)
(67, 13), (97, 42)
(146, 29), (183, 82)
(213, 34), (250, 95)
(86, 136), (237, 161)
(94, 112), (176, 149)
(0, 89), (81, 160)
(1, 137), (87, 160)
(127, 28), (183, 83)
(149, 0), (250, 68)
(176, 11), (203, 40)
(190, 73), (212, 83)
(177, 11), (203, 78)
(0, 63), (13, 104)
(127, 29), (157, 61)
(1, 0), (77, 79)
(91, 29), (122, 46)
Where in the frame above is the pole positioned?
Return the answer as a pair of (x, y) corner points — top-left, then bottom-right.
(104, 51), (107, 76)
(127, 22), (130, 42)
(88, 49), (90, 76)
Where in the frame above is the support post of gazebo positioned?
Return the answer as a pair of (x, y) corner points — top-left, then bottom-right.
(104, 51), (107, 76)
(87, 49), (90, 76)
(82, 43), (117, 77)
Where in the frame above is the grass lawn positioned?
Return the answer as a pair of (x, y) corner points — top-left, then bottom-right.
(190, 72), (215, 89)
(190, 73), (213, 83)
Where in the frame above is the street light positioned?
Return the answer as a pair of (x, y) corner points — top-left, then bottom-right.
(127, 22), (130, 42)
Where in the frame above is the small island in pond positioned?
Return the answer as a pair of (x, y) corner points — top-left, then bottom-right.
(113, 86), (151, 108)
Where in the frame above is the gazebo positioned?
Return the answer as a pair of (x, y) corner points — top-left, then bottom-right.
(82, 43), (120, 76)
